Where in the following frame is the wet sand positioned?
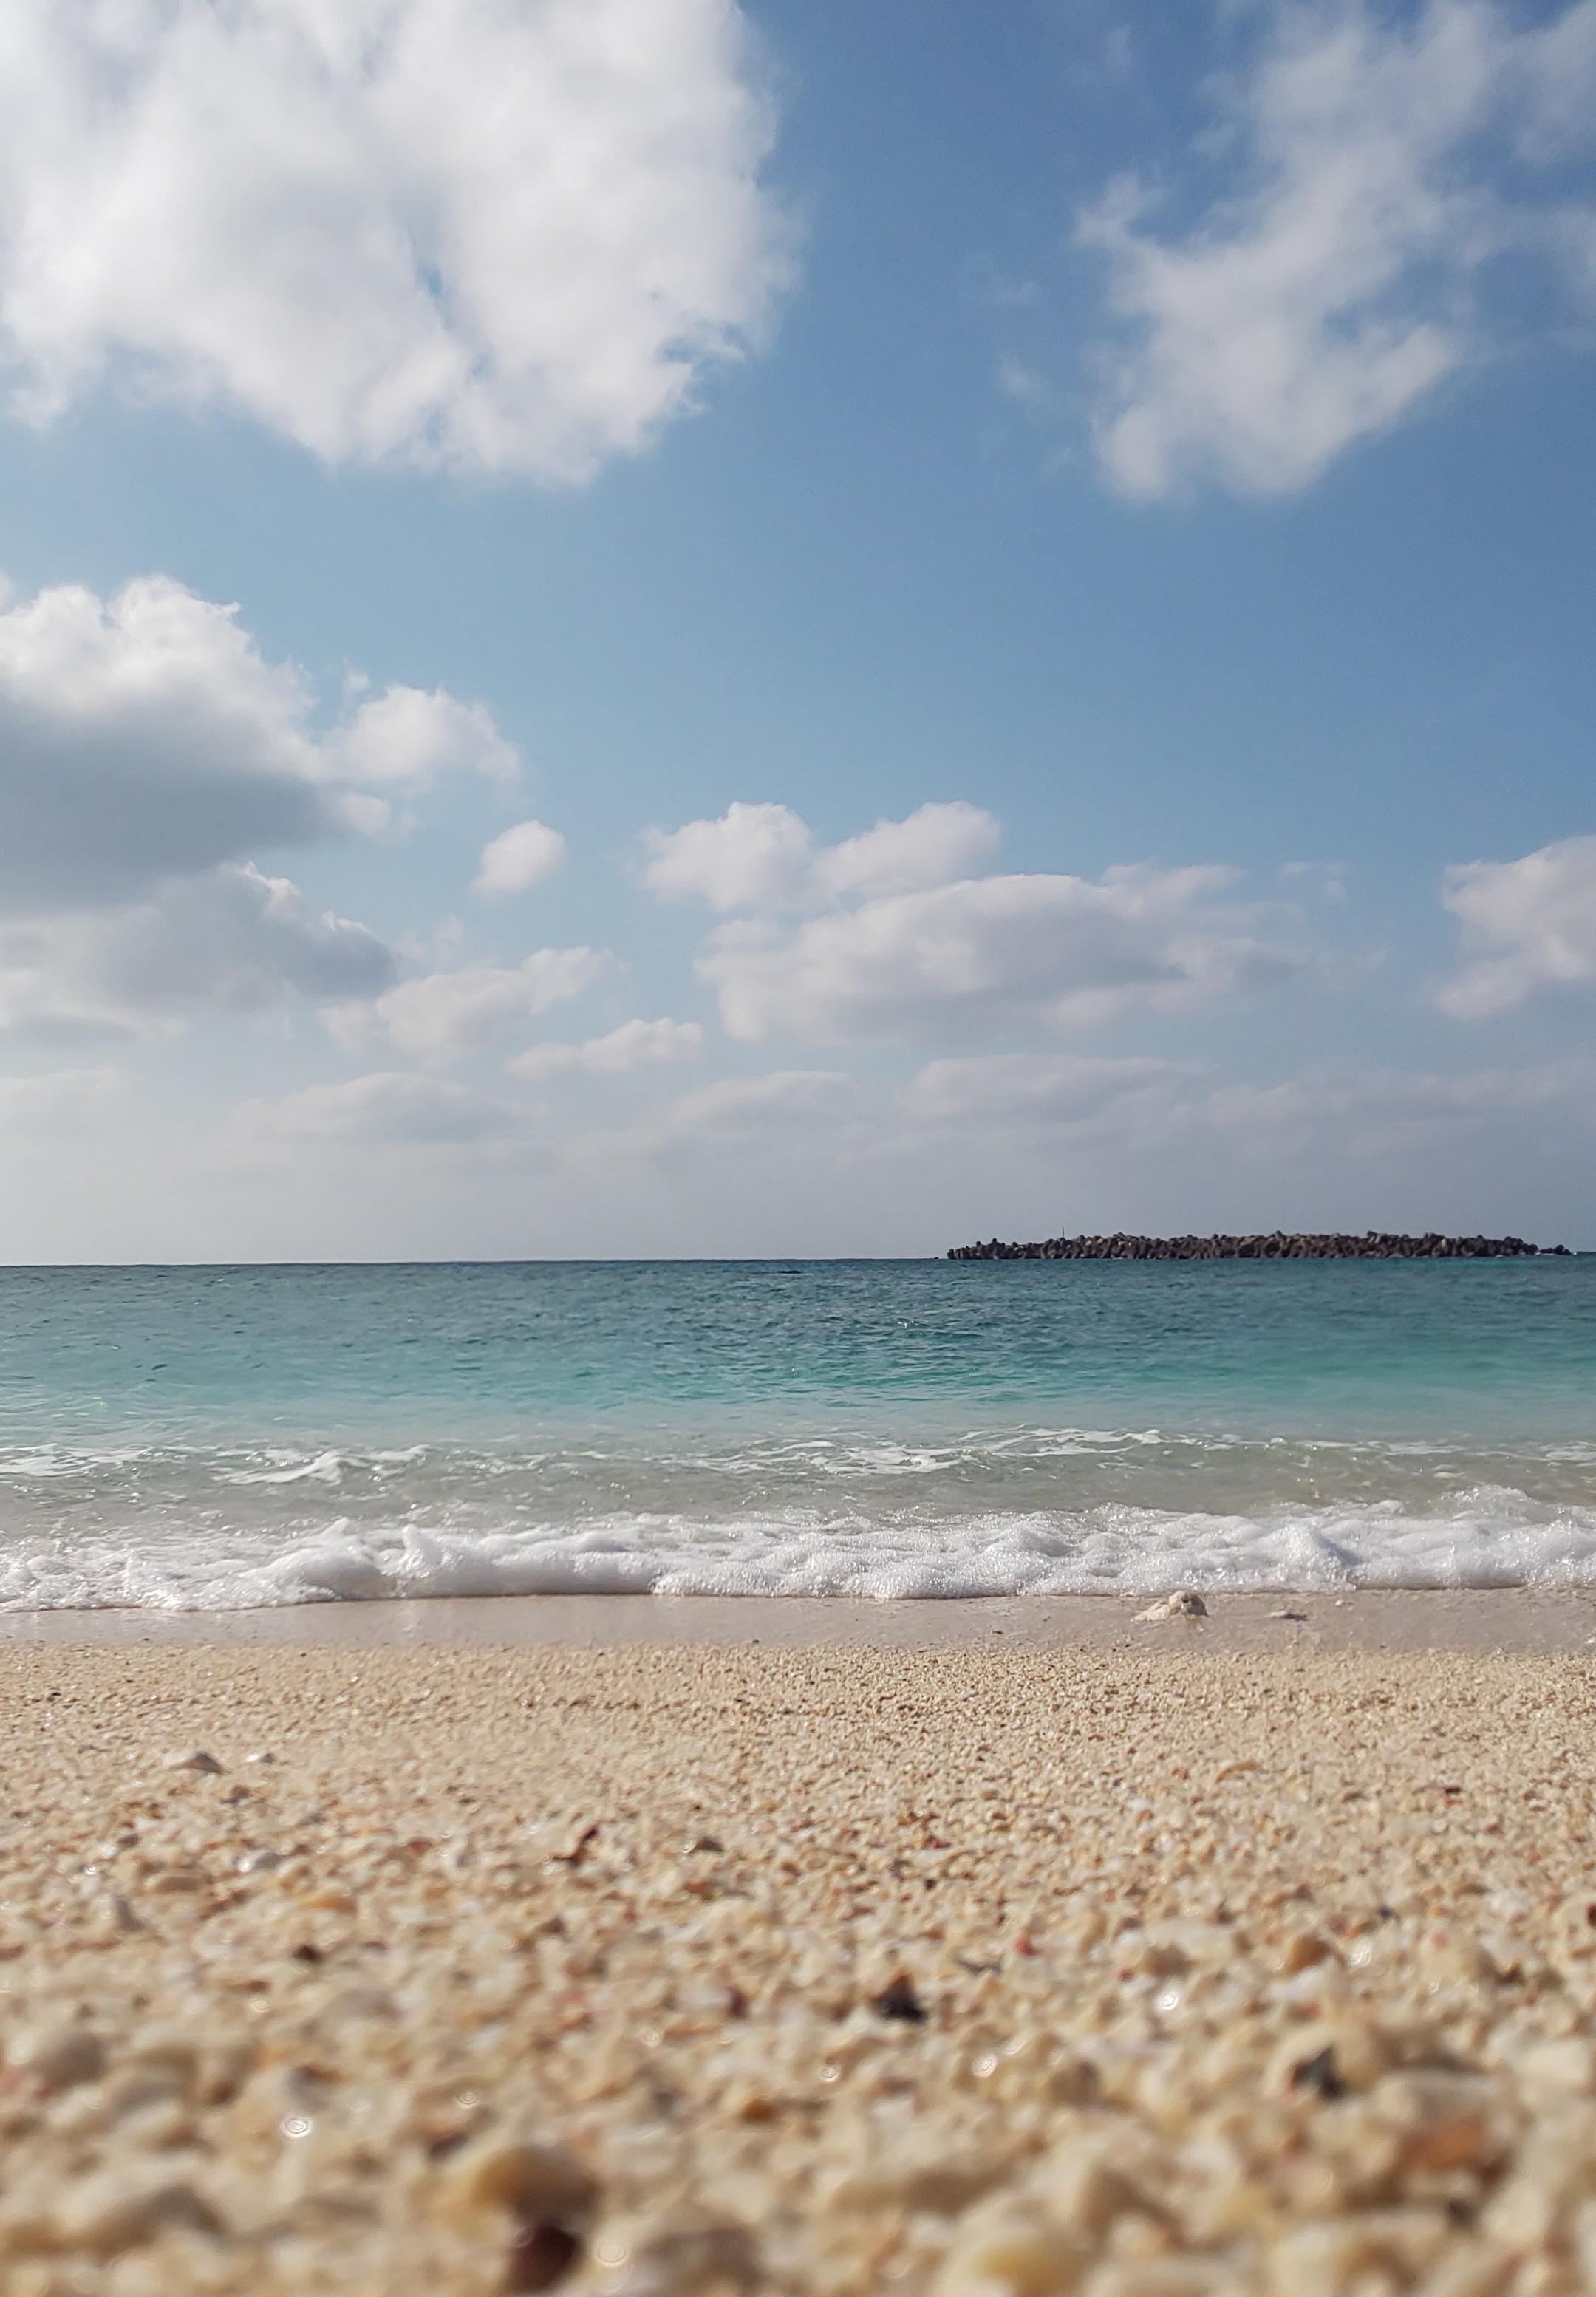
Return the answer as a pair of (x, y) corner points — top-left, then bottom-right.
(0, 1583), (1593, 1650)
(4, 1615), (1596, 2291)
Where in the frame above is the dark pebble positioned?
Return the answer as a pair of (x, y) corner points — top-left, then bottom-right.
(870, 1973), (928, 2024)
(505, 2219), (582, 2293)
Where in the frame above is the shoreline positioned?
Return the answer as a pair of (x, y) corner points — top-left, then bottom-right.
(1, 1583), (1594, 1649)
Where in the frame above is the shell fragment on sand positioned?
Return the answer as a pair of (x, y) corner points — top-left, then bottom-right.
(1133, 1591), (1210, 1622)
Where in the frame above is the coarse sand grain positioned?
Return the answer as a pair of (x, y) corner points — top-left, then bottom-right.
(2, 1639), (1596, 2294)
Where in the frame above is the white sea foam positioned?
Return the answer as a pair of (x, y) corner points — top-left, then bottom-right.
(222, 1450), (351, 1487)
(0, 1444), (157, 1479)
(1, 1489), (1595, 1611)
(2, 1423), (1595, 1611)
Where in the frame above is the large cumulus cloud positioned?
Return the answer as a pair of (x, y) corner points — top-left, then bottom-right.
(0, 0), (791, 480)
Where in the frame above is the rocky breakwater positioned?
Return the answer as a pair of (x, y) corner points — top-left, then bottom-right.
(948, 1230), (1563, 1261)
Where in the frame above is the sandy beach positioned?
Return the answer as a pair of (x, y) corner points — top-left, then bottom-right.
(0, 1599), (1594, 2293)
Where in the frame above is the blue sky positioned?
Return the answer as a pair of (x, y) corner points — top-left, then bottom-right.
(0, 0), (1593, 1257)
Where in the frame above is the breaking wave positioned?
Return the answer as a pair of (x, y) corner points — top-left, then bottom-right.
(1, 1428), (1595, 1609)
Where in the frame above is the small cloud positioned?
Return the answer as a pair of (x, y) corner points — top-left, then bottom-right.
(327, 948), (612, 1062)
(328, 689), (520, 788)
(510, 1017), (703, 1081)
(641, 799), (1001, 912)
(473, 819), (567, 898)
(642, 801), (815, 911)
(1437, 834), (1596, 1017)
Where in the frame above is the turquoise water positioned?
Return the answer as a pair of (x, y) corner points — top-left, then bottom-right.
(0, 1258), (1593, 1606)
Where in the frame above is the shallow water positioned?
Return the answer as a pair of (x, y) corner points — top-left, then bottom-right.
(1, 1257), (1592, 1606)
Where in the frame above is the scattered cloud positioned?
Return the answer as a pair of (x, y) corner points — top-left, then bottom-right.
(1078, 0), (1596, 498)
(244, 1071), (522, 1148)
(0, 0), (791, 481)
(510, 1017), (703, 1081)
(474, 820), (568, 899)
(332, 949), (611, 1062)
(642, 801), (1000, 912)
(699, 865), (1308, 1042)
(1438, 836), (1596, 1017)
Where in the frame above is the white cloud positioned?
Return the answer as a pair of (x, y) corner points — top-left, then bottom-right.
(510, 1017), (703, 1080)
(329, 689), (519, 789)
(643, 801), (816, 909)
(699, 866), (1306, 1042)
(0, 0), (791, 481)
(1438, 836), (1596, 1017)
(1078, 0), (1596, 498)
(816, 803), (1003, 902)
(245, 1071), (521, 1147)
(642, 800), (1001, 911)
(334, 949), (611, 1062)
(474, 819), (568, 899)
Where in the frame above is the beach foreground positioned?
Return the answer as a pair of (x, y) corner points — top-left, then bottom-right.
(6, 1622), (1596, 2294)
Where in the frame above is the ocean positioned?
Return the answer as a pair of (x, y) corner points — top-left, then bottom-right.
(1, 1257), (1593, 1610)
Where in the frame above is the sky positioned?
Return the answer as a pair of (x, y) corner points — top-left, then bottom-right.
(0, 0), (1594, 1260)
